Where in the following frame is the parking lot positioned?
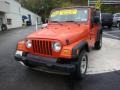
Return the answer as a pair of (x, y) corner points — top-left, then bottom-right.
(103, 27), (120, 40)
(0, 26), (120, 90)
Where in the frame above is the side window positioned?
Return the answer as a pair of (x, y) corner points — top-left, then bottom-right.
(118, 14), (120, 17)
(115, 14), (120, 17)
(115, 14), (118, 17)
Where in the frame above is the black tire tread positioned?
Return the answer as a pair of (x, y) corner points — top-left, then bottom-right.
(73, 50), (88, 80)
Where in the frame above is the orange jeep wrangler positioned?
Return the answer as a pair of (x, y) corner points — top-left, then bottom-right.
(15, 6), (102, 79)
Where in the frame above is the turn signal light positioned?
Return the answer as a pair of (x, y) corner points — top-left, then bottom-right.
(17, 44), (23, 50)
(61, 49), (71, 56)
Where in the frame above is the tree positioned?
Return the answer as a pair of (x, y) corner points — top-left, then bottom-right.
(16, 0), (120, 20)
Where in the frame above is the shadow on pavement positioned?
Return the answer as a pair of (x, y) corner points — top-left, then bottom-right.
(65, 70), (120, 90)
(22, 68), (120, 90)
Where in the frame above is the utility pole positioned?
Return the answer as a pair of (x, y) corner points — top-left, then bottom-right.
(88, 0), (90, 6)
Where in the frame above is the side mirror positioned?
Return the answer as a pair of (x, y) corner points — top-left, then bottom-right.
(94, 16), (100, 23)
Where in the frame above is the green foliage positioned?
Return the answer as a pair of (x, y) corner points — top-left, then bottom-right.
(16, 0), (120, 19)
(101, 4), (120, 13)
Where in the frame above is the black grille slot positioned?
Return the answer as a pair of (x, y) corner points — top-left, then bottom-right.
(32, 40), (52, 56)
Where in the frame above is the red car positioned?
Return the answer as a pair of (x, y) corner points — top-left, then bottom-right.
(15, 6), (102, 79)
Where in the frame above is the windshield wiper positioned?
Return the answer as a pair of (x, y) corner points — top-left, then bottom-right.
(65, 21), (80, 26)
(51, 21), (63, 25)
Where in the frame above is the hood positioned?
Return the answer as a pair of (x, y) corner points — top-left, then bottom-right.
(27, 23), (89, 45)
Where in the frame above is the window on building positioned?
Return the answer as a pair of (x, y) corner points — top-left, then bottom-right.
(7, 19), (12, 25)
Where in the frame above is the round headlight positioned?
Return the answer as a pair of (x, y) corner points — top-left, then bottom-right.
(52, 42), (62, 52)
(26, 40), (32, 48)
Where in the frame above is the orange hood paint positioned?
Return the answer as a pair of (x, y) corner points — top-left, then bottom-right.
(27, 23), (89, 45)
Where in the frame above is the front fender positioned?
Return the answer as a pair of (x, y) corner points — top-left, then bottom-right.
(72, 41), (89, 58)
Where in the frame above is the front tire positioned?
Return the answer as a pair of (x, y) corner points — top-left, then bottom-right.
(73, 50), (88, 80)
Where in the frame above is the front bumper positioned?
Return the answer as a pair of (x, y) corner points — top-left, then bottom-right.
(15, 52), (76, 73)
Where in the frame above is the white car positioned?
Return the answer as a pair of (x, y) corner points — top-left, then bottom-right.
(113, 13), (120, 28)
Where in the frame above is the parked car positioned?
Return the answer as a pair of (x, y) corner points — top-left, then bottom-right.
(15, 6), (102, 80)
(101, 13), (113, 29)
(113, 13), (120, 28)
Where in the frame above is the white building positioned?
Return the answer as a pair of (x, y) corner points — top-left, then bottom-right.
(0, 0), (42, 31)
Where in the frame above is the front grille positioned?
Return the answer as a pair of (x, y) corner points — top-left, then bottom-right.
(32, 40), (52, 56)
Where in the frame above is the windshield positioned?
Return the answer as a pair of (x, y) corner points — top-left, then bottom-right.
(49, 8), (88, 22)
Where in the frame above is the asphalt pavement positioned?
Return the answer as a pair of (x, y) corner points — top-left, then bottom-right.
(103, 27), (120, 40)
(0, 26), (120, 90)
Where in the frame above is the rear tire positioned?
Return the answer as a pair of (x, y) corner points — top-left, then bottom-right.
(108, 25), (112, 30)
(94, 34), (102, 50)
(72, 50), (88, 80)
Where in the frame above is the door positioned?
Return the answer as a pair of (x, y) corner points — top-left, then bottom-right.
(0, 18), (3, 31)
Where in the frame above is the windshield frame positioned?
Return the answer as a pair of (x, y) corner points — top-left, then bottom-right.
(49, 8), (89, 23)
